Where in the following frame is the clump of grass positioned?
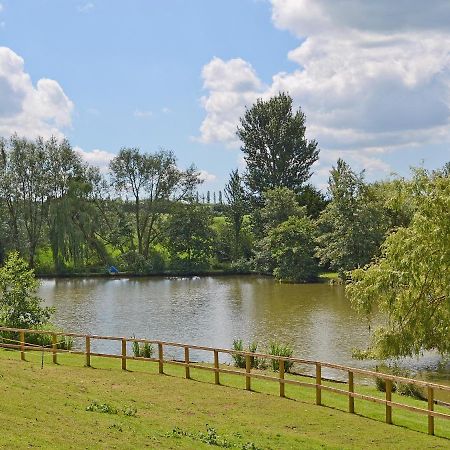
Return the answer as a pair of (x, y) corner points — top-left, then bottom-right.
(268, 342), (294, 372)
(131, 338), (153, 358)
(231, 340), (265, 369)
(86, 400), (118, 414)
(123, 405), (138, 417)
(374, 365), (426, 400)
(165, 425), (261, 449)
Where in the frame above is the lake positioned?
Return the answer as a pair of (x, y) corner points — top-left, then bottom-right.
(38, 275), (449, 385)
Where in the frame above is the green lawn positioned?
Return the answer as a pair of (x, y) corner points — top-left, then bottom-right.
(0, 349), (449, 449)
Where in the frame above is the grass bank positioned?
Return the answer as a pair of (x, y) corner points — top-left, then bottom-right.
(0, 350), (449, 449)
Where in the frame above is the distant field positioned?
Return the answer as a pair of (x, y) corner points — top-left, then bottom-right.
(0, 349), (449, 449)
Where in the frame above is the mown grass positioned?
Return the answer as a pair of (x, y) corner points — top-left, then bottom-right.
(0, 349), (449, 449)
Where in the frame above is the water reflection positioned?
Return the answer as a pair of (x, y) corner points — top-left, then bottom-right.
(38, 275), (449, 383)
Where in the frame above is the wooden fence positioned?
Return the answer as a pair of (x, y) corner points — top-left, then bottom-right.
(0, 326), (449, 436)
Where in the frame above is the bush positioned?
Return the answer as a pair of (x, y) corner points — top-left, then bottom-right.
(268, 342), (294, 372)
(374, 365), (425, 400)
(132, 338), (153, 358)
(227, 258), (254, 274)
(231, 339), (265, 369)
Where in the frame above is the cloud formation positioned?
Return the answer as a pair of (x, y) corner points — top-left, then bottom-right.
(0, 47), (74, 139)
(198, 0), (450, 177)
(75, 147), (115, 173)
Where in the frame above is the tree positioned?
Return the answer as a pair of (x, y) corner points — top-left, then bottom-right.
(316, 159), (386, 278)
(347, 170), (450, 359)
(268, 216), (318, 282)
(254, 187), (307, 274)
(166, 204), (213, 271)
(0, 135), (50, 267)
(110, 148), (200, 258)
(297, 184), (328, 219)
(237, 92), (319, 200)
(0, 252), (53, 328)
(224, 170), (247, 260)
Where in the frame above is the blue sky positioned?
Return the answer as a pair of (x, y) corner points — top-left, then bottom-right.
(1, 0), (449, 192)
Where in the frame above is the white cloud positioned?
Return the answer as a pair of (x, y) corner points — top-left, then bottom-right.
(133, 109), (153, 118)
(198, 169), (217, 183)
(198, 1), (450, 182)
(0, 4), (3, 13)
(0, 47), (74, 139)
(77, 3), (94, 13)
(74, 146), (115, 172)
(198, 57), (266, 146)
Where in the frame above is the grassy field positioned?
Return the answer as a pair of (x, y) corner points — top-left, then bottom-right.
(0, 349), (449, 449)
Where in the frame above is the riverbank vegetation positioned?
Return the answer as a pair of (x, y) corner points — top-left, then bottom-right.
(1, 93), (447, 284)
(1, 349), (448, 448)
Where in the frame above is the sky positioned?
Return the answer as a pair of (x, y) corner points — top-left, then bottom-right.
(0, 0), (449, 192)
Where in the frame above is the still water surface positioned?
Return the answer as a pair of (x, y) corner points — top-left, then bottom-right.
(39, 275), (448, 384)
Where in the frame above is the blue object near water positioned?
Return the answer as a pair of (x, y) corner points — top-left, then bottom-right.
(109, 266), (119, 274)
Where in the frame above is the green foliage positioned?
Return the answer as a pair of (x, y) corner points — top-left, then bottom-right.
(268, 216), (318, 282)
(231, 339), (264, 369)
(316, 159), (387, 278)
(224, 170), (248, 260)
(237, 92), (319, 200)
(347, 170), (450, 359)
(132, 339), (153, 358)
(268, 342), (294, 372)
(166, 203), (214, 271)
(110, 147), (200, 258)
(0, 252), (53, 329)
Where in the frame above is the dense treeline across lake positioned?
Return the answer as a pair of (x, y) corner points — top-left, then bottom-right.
(0, 93), (448, 283)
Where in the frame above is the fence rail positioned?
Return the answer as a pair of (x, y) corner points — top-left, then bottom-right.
(0, 326), (449, 436)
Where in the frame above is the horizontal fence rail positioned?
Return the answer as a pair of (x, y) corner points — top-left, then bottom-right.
(0, 326), (449, 437)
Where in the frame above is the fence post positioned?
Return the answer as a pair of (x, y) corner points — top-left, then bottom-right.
(184, 346), (190, 379)
(428, 387), (434, 435)
(121, 339), (127, 370)
(214, 350), (220, 385)
(245, 354), (251, 391)
(348, 370), (354, 413)
(316, 362), (322, 406)
(279, 359), (285, 398)
(85, 336), (91, 367)
(385, 379), (392, 424)
(158, 343), (164, 374)
(20, 330), (25, 361)
(52, 333), (57, 364)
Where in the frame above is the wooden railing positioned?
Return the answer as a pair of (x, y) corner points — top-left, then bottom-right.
(0, 326), (449, 436)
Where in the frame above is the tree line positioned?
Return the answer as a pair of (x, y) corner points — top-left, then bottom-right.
(0, 93), (447, 284)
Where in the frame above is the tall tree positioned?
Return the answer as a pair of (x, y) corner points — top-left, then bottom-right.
(237, 92), (319, 200)
(316, 159), (386, 278)
(224, 170), (247, 260)
(347, 170), (450, 359)
(0, 136), (50, 266)
(110, 148), (200, 258)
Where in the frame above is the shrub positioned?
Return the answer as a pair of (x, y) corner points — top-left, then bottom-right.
(231, 339), (263, 369)
(374, 365), (425, 400)
(131, 338), (153, 358)
(268, 342), (294, 372)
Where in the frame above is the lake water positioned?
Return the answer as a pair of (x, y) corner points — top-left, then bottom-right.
(38, 275), (449, 385)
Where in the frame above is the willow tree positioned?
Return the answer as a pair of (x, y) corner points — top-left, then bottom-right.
(110, 148), (200, 258)
(347, 170), (450, 359)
